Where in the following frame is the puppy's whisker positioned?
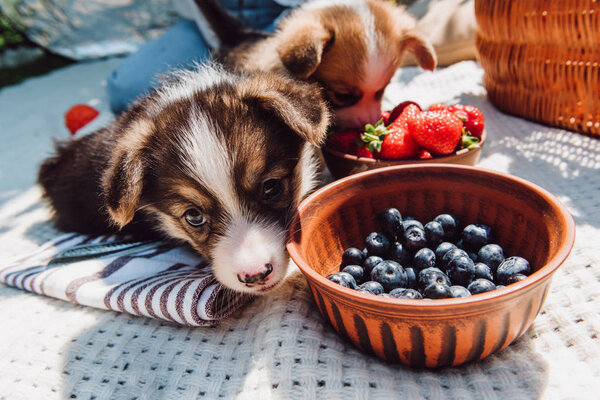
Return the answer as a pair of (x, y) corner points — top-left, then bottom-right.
(136, 203), (159, 211)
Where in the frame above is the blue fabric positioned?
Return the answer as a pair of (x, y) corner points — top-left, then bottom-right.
(107, 0), (290, 114)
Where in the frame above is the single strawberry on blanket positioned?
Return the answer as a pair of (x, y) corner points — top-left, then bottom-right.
(65, 104), (99, 135)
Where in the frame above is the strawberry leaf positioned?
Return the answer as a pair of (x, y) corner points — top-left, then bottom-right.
(461, 133), (480, 149)
(359, 119), (392, 155)
(361, 132), (380, 142)
(367, 140), (382, 153)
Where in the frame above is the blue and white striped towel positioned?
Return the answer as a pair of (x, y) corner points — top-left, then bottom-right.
(0, 234), (253, 326)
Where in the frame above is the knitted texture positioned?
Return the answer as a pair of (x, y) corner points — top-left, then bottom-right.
(1, 60), (599, 399)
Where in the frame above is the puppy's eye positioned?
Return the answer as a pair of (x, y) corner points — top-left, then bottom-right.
(330, 91), (361, 107)
(375, 89), (385, 100)
(261, 178), (282, 201)
(184, 208), (207, 227)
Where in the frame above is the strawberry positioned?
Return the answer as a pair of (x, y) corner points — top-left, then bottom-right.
(419, 149), (433, 159)
(355, 145), (374, 159)
(379, 128), (419, 160)
(327, 129), (360, 154)
(428, 103), (449, 112)
(395, 104), (421, 128)
(360, 119), (419, 160)
(387, 101), (421, 124)
(408, 110), (463, 155)
(380, 110), (391, 125)
(65, 104), (99, 135)
(449, 104), (485, 139)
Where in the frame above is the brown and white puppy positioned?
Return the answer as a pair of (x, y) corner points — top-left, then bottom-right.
(195, 0), (436, 129)
(38, 64), (330, 294)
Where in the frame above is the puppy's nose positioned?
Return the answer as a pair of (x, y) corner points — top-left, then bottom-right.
(237, 263), (273, 286)
(350, 112), (382, 129)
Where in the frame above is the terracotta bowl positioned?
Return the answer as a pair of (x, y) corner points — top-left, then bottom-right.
(323, 130), (486, 180)
(286, 164), (575, 368)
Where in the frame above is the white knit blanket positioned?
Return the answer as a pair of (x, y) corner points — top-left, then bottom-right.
(0, 234), (250, 326)
(0, 59), (599, 400)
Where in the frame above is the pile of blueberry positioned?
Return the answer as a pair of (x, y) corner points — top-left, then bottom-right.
(327, 208), (531, 299)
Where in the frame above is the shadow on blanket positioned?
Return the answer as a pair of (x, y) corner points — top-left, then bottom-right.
(55, 272), (549, 399)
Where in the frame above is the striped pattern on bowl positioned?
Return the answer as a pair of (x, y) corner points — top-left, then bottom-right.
(287, 164), (575, 367)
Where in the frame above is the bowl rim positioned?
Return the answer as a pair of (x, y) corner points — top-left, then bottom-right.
(323, 129), (487, 163)
(286, 164), (576, 312)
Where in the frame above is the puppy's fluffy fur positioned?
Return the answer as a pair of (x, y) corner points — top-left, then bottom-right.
(195, 0), (436, 128)
(39, 65), (330, 294)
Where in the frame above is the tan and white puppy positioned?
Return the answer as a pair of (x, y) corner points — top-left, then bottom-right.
(195, 0), (436, 129)
(38, 65), (330, 294)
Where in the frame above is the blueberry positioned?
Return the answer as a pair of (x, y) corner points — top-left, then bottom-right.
(471, 262), (494, 282)
(445, 253), (475, 287)
(477, 244), (505, 273)
(467, 278), (496, 294)
(365, 232), (391, 257)
(342, 265), (365, 285)
(506, 273), (528, 285)
(370, 260), (407, 292)
(418, 267), (451, 292)
(423, 283), (453, 299)
(362, 255), (384, 277)
(435, 242), (457, 265)
(378, 208), (403, 241)
(358, 281), (385, 295)
(440, 248), (468, 270)
(379, 293), (391, 298)
(402, 217), (424, 231)
(388, 242), (409, 265)
(450, 285), (471, 298)
(424, 221), (444, 248)
(434, 214), (460, 240)
(462, 224), (491, 252)
(413, 248), (436, 271)
(341, 247), (365, 268)
(389, 288), (423, 299)
(467, 252), (478, 263)
(403, 226), (427, 253)
(404, 267), (418, 290)
(327, 272), (357, 289)
(496, 285), (506, 289)
(496, 256), (531, 285)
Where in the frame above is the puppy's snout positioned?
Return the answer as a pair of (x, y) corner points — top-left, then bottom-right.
(237, 263), (273, 286)
(335, 100), (383, 129)
(359, 104), (384, 127)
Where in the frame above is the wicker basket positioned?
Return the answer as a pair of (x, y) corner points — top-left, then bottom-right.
(475, 0), (600, 136)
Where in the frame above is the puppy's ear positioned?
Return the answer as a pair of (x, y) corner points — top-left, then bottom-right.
(276, 18), (332, 78)
(102, 119), (153, 229)
(240, 75), (331, 146)
(401, 30), (437, 71)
